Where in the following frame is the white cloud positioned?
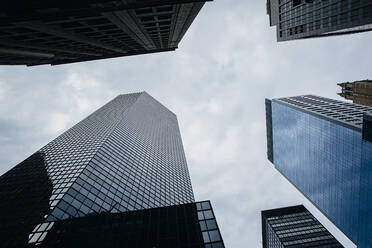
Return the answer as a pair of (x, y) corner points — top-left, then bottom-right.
(63, 72), (99, 90)
(48, 112), (71, 134)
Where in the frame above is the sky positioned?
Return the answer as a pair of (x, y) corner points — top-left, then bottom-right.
(0, 1), (371, 247)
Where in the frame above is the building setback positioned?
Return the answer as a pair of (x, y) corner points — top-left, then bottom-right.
(261, 205), (344, 248)
(39, 201), (224, 248)
(338, 80), (372, 107)
(0, 92), (225, 248)
(267, 0), (372, 41)
(0, 0), (212, 66)
(265, 95), (372, 248)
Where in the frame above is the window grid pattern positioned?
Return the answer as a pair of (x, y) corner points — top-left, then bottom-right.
(358, 139), (372, 247)
(271, 100), (362, 243)
(262, 206), (343, 248)
(9, 92), (195, 246)
(35, 201), (225, 248)
(276, 94), (372, 128)
(26, 93), (141, 245)
(268, 0), (372, 41)
(0, 1), (208, 65)
(196, 201), (225, 248)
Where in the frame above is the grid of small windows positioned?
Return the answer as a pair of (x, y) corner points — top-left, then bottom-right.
(196, 201), (225, 248)
(274, 0), (372, 40)
(277, 94), (372, 128)
(35, 201), (225, 248)
(27, 93), (142, 245)
(0, 1), (208, 65)
(264, 207), (343, 247)
(27, 92), (195, 245)
(135, 5), (175, 48)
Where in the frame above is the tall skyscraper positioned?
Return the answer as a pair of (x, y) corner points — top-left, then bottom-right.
(265, 95), (372, 248)
(338, 80), (372, 107)
(261, 205), (344, 248)
(0, 92), (225, 248)
(0, 0), (212, 66)
(267, 0), (372, 41)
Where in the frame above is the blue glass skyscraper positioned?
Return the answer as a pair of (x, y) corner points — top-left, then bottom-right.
(266, 95), (372, 248)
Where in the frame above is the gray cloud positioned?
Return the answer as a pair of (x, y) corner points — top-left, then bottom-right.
(0, 0), (370, 247)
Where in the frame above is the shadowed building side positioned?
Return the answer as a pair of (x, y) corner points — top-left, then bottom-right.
(39, 201), (224, 248)
(0, 0), (212, 66)
(0, 152), (53, 248)
(261, 205), (344, 248)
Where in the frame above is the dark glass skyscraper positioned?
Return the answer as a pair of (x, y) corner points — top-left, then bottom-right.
(0, 92), (225, 248)
(0, 0), (212, 66)
(267, 0), (372, 41)
(262, 205), (344, 248)
(39, 200), (224, 248)
(266, 95), (372, 248)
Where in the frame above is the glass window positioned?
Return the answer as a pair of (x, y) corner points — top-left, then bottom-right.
(202, 201), (211, 210)
(206, 219), (217, 230)
(200, 221), (207, 231)
(209, 230), (221, 242)
(202, 231), (210, 243)
(212, 242), (224, 248)
(197, 211), (204, 220)
(196, 203), (202, 211)
(203, 210), (214, 219)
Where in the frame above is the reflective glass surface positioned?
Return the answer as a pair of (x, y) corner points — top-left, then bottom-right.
(262, 205), (343, 248)
(358, 139), (372, 247)
(271, 101), (362, 243)
(269, 0), (372, 41)
(0, 92), (196, 247)
(38, 201), (225, 248)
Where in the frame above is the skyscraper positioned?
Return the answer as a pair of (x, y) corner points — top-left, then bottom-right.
(265, 95), (372, 248)
(338, 80), (372, 107)
(261, 205), (344, 248)
(267, 0), (372, 41)
(0, 92), (225, 248)
(0, 0), (212, 66)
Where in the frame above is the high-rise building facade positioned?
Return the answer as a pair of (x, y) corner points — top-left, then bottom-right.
(0, 92), (225, 248)
(261, 205), (344, 248)
(265, 95), (372, 248)
(39, 200), (224, 248)
(338, 80), (372, 107)
(0, 0), (212, 66)
(267, 0), (372, 41)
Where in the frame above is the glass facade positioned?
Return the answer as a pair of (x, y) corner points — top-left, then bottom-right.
(266, 95), (372, 248)
(358, 114), (372, 248)
(38, 201), (224, 248)
(262, 205), (344, 248)
(0, 0), (210, 65)
(267, 0), (372, 41)
(0, 92), (226, 247)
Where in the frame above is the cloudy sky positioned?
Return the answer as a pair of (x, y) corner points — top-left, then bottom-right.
(0, 1), (371, 247)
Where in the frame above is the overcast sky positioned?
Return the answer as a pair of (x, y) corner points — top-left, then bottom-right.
(0, 1), (371, 247)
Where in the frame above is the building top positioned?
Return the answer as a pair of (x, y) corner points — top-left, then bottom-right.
(262, 205), (344, 248)
(273, 95), (372, 131)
